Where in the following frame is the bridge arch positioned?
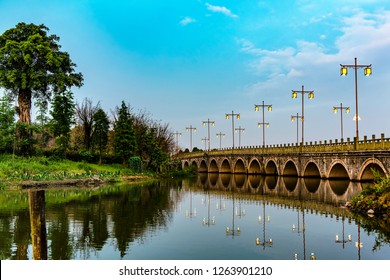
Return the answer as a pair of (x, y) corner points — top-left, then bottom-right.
(328, 160), (350, 180)
(199, 160), (208, 173)
(234, 158), (246, 174)
(220, 158), (231, 173)
(265, 159), (278, 175)
(209, 173), (219, 187)
(183, 161), (190, 169)
(304, 161), (321, 178)
(209, 158), (219, 173)
(191, 161), (198, 171)
(283, 160), (298, 176)
(248, 158), (262, 174)
(358, 158), (387, 181)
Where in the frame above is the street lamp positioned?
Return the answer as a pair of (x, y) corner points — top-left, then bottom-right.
(225, 111), (240, 149)
(202, 119), (215, 150)
(202, 192), (215, 227)
(185, 125), (197, 152)
(340, 57), (372, 140)
(255, 101), (272, 148)
(201, 137), (208, 151)
(291, 85), (314, 145)
(291, 113), (303, 145)
(216, 132), (226, 149)
(234, 126), (245, 148)
(172, 131), (182, 153)
(333, 103), (350, 140)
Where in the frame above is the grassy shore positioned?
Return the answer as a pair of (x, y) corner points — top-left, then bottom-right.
(350, 176), (390, 217)
(0, 154), (152, 189)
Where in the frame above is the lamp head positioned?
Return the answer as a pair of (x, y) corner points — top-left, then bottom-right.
(345, 107), (350, 114)
(292, 91), (297, 99)
(268, 105), (273, 112)
(308, 92), (314, 99)
(255, 105), (259, 111)
(236, 114), (240, 119)
(291, 116), (295, 122)
(225, 114), (229, 119)
(212, 122), (215, 126)
(364, 66), (372, 76)
(340, 66), (348, 76)
(333, 107), (338, 114)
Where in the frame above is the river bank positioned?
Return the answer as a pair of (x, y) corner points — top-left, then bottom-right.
(0, 154), (154, 190)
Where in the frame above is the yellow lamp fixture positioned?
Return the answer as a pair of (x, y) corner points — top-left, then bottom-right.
(364, 66), (372, 76)
(340, 66), (348, 76)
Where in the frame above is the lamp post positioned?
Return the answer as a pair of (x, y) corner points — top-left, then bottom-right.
(216, 132), (226, 149)
(185, 125), (197, 152)
(340, 57), (372, 140)
(255, 101), (272, 148)
(333, 103), (350, 140)
(201, 137), (208, 151)
(172, 131), (182, 153)
(202, 191), (215, 227)
(291, 85), (314, 145)
(234, 126), (245, 148)
(202, 119), (215, 150)
(225, 111), (240, 149)
(291, 113), (303, 146)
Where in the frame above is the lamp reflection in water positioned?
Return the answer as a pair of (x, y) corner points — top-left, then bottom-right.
(202, 191), (215, 226)
(256, 201), (272, 249)
(185, 189), (197, 218)
(292, 204), (316, 260)
(335, 216), (352, 248)
(216, 194), (226, 213)
(226, 195), (240, 238)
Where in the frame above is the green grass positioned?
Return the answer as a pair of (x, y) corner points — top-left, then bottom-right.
(0, 154), (139, 186)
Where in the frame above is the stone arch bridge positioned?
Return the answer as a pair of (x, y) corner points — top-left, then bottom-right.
(175, 134), (390, 181)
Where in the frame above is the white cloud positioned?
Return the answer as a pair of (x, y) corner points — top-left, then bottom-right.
(180, 16), (196, 26)
(205, 3), (238, 18)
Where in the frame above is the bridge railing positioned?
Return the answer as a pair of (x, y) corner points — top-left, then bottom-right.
(174, 133), (390, 159)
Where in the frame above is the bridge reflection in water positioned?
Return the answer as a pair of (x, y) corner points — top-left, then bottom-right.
(196, 173), (362, 206)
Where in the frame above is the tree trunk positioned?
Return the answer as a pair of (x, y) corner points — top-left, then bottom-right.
(17, 89), (33, 154)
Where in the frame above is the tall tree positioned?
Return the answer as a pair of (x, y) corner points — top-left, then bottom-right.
(76, 98), (100, 151)
(50, 91), (75, 152)
(92, 108), (110, 164)
(114, 101), (137, 166)
(0, 22), (83, 154)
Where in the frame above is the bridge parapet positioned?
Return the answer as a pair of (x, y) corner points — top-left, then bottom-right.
(174, 134), (390, 159)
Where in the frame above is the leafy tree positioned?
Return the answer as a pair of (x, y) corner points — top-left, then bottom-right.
(114, 101), (137, 166)
(92, 108), (110, 164)
(50, 91), (75, 152)
(0, 94), (16, 152)
(0, 22), (83, 154)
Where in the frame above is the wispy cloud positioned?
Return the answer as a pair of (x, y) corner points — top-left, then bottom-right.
(180, 16), (196, 26)
(206, 3), (238, 18)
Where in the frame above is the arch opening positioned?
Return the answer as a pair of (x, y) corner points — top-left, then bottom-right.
(209, 159), (219, 173)
(360, 163), (386, 181)
(234, 159), (246, 174)
(304, 178), (321, 193)
(248, 160), (261, 174)
(248, 175), (262, 189)
(183, 161), (190, 169)
(221, 159), (231, 173)
(191, 161), (198, 171)
(265, 160), (278, 175)
(304, 162), (321, 178)
(265, 176), (278, 190)
(220, 174), (231, 188)
(283, 176), (298, 192)
(283, 160), (298, 177)
(329, 163), (349, 180)
(234, 174), (246, 188)
(199, 160), (208, 173)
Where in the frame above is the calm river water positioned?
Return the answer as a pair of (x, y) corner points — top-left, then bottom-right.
(0, 174), (389, 260)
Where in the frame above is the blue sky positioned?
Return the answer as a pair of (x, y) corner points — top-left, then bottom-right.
(1, 0), (390, 150)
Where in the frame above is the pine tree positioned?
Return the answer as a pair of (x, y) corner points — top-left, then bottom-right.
(114, 101), (137, 166)
(92, 108), (110, 164)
